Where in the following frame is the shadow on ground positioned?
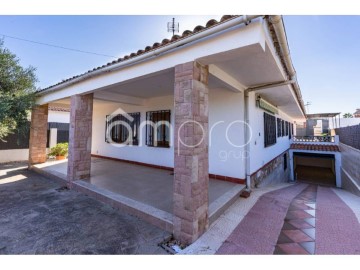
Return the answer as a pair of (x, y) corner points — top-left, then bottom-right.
(0, 163), (170, 254)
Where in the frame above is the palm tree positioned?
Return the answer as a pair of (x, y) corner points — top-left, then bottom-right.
(343, 113), (353, 118)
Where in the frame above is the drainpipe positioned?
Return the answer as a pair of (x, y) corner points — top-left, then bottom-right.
(39, 15), (263, 95)
(244, 90), (252, 191)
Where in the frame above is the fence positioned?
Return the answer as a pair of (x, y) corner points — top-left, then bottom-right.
(46, 122), (70, 147)
(0, 122), (69, 163)
(0, 122), (30, 150)
(335, 124), (360, 150)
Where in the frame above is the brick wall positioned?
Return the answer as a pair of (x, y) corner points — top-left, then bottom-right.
(335, 124), (360, 150)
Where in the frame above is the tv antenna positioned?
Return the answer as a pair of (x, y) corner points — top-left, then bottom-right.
(305, 101), (311, 114)
(167, 18), (179, 36)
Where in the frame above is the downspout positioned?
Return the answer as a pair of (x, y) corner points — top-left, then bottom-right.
(244, 90), (252, 191)
(39, 15), (263, 95)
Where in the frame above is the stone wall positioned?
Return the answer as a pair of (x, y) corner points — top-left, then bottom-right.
(173, 61), (209, 244)
(339, 143), (360, 196)
(250, 151), (290, 188)
(67, 93), (93, 182)
(335, 125), (360, 150)
(29, 104), (48, 165)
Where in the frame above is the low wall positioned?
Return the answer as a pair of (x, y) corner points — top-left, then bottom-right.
(339, 143), (360, 196)
(0, 149), (29, 163)
(251, 150), (290, 188)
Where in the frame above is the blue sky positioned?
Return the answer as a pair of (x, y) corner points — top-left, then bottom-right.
(0, 15), (359, 115)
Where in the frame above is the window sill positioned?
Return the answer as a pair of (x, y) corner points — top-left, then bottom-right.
(146, 145), (170, 149)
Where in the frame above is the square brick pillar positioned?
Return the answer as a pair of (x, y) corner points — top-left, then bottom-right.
(67, 93), (93, 182)
(29, 104), (49, 165)
(173, 61), (209, 244)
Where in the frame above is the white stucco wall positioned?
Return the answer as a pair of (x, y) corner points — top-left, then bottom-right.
(0, 149), (29, 163)
(91, 88), (247, 179)
(48, 110), (70, 123)
(91, 95), (175, 168)
(247, 92), (294, 174)
(208, 88), (245, 178)
(91, 90), (298, 179)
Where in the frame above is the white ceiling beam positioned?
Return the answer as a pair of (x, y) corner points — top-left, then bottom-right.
(93, 91), (146, 106)
(208, 64), (246, 92)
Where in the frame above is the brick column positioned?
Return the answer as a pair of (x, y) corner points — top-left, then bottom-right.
(67, 93), (93, 182)
(29, 104), (49, 165)
(173, 61), (209, 244)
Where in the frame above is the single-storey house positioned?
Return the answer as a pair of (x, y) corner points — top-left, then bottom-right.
(29, 15), (307, 244)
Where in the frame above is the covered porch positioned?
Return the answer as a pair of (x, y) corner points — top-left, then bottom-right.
(33, 157), (244, 232)
(28, 16), (304, 244)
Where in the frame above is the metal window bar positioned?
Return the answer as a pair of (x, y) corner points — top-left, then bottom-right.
(146, 110), (171, 147)
(264, 112), (276, 147)
(277, 118), (282, 137)
(105, 113), (140, 144)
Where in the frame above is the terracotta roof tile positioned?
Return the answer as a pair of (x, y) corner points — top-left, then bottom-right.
(48, 106), (70, 112)
(38, 15), (240, 93)
(291, 144), (340, 152)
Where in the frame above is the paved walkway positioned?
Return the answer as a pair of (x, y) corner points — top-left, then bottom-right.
(316, 186), (360, 254)
(216, 183), (360, 255)
(0, 163), (170, 254)
(274, 185), (317, 254)
(216, 184), (307, 254)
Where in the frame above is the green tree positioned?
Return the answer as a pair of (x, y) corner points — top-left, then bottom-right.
(343, 113), (353, 118)
(0, 40), (37, 140)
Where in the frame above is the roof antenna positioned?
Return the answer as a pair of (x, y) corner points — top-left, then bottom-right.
(167, 17), (179, 37)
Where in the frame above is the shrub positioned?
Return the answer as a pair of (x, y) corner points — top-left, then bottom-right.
(49, 142), (69, 157)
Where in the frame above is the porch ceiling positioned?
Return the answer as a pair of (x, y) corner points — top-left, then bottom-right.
(256, 84), (304, 119)
(199, 43), (284, 87)
(98, 69), (174, 99)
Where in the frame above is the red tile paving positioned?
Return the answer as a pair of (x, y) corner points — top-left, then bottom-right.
(290, 143), (340, 152)
(316, 187), (360, 254)
(216, 184), (307, 254)
(216, 183), (359, 255)
(286, 210), (314, 219)
(277, 243), (309, 255)
(283, 230), (313, 243)
(274, 185), (317, 255)
(288, 219), (314, 229)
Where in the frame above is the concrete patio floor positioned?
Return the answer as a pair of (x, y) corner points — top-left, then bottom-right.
(34, 157), (242, 214)
(33, 157), (245, 231)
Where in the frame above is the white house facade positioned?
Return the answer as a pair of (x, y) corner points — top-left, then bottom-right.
(28, 15), (308, 244)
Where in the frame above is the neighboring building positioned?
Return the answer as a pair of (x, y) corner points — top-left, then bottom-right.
(48, 105), (70, 123)
(296, 113), (341, 136)
(354, 108), (360, 118)
(28, 15), (307, 244)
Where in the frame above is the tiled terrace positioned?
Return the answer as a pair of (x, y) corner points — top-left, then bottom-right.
(32, 157), (245, 231)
